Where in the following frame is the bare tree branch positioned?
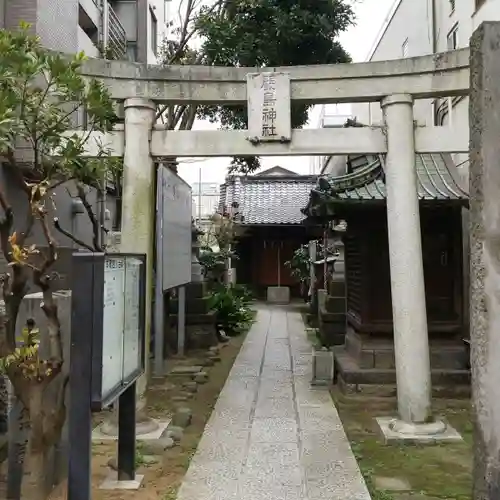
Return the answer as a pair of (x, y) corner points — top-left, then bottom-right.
(180, 105), (197, 130)
(0, 186), (14, 264)
(48, 176), (74, 191)
(76, 183), (103, 252)
(164, 0), (224, 66)
(4, 151), (31, 197)
(53, 217), (94, 251)
(17, 210), (35, 248)
(42, 373), (69, 448)
(33, 208), (63, 367)
(35, 207), (57, 276)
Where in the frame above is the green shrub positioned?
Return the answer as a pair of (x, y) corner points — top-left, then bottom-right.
(208, 284), (254, 336)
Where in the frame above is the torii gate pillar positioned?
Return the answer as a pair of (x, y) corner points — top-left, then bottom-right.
(381, 94), (433, 427)
(120, 97), (158, 432)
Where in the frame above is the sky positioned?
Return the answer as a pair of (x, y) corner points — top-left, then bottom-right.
(176, 0), (397, 186)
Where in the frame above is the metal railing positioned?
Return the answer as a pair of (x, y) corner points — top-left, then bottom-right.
(107, 3), (127, 60)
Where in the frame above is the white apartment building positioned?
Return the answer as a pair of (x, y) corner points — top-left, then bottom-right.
(0, 0), (167, 64)
(310, 104), (354, 175)
(351, 0), (500, 184)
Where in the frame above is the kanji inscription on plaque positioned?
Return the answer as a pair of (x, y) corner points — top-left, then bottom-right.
(246, 72), (291, 143)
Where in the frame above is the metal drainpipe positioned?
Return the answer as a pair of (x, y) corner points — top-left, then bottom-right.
(100, 0), (109, 50)
(431, 0), (437, 54)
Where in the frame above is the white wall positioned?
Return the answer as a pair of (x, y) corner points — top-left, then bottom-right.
(78, 25), (100, 57)
(147, 0), (166, 63)
(351, 0), (435, 127)
(434, 0), (500, 186)
(311, 104), (354, 175)
(436, 0), (500, 52)
(351, 0), (500, 188)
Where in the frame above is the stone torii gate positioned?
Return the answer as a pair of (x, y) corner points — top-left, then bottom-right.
(72, 20), (499, 497)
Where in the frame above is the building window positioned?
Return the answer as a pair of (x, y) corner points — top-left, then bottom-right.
(447, 23), (458, 50)
(402, 38), (409, 57)
(449, 0), (455, 13)
(150, 7), (158, 55)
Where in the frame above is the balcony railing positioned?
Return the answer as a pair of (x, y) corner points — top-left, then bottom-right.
(107, 4), (127, 60)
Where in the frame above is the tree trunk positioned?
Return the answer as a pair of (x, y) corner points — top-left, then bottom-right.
(21, 386), (49, 500)
(21, 449), (48, 500)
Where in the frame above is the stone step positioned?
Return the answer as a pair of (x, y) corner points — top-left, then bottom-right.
(345, 337), (468, 370)
(334, 347), (470, 397)
(325, 295), (346, 314)
(319, 310), (346, 324)
(329, 280), (345, 296)
(318, 310), (346, 347)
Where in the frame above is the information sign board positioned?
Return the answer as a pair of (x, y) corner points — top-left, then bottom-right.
(69, 252), (146, 411)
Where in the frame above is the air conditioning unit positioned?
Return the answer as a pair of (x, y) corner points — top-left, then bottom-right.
(107, 231), (122, 252)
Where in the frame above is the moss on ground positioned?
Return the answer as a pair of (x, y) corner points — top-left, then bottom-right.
(332, 389), (472, 500)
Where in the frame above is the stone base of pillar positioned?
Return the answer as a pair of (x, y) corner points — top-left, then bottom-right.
(334, 325), (470, 398)
(267, 286), (290, 304)
(376, 416), (462, 444)
(99, 398), (160, 437)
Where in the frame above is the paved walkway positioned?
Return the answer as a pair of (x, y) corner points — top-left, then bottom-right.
(177, 305), (371, 500)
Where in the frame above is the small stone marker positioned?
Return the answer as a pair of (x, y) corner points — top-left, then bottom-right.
(107, 457), (118, 471)
(170, 365), (203, 375)
(193, 371), (208, 384)
(171, 395), (189, 402)
(165, 426), (184, 442)
(172, 407), (192, 428)
(141, 437), (176, 455)
(373, 476), (411, 492)
(311, 347), (334, 386)
(183, 381), (198, 393)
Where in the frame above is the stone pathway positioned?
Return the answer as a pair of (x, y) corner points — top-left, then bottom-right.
(176, 305), (371, 500)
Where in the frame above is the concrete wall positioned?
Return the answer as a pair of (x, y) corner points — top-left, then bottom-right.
(4, 0), (37, 31)
(37, 0), (79, 53)
(78, 24), (100, 57)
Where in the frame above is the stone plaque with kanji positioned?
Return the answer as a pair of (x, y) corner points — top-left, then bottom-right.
(246, 72), (291, 143)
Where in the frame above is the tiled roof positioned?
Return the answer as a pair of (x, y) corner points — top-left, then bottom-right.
(303, 153), (468, 217)
(219, 175), (317, 225)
